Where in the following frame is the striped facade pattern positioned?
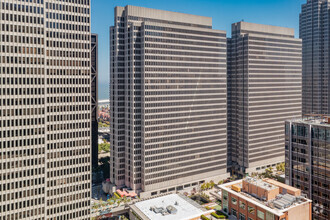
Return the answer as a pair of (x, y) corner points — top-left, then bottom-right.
(300, 0), (330, 115)
(228, 22), (302, 175)
(110, 5), (228, 197)
(0, 0), (91, 219)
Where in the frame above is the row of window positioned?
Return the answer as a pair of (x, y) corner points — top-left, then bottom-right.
(46, 12), (89, 23)
(145, 165), (225, 185)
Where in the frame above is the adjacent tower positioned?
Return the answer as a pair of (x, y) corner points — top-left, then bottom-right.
(0, 0), (91, 219)
(285, 118), (330, 220)
(110, 5), (229, 197)
(91, 33), (98, 168)
(227, 22), (302, 176)
(300, 0), (330, 115)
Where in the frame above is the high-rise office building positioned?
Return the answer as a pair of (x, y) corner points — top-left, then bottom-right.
(285, 117), (329, 220)
(110, 5), (229, 198)
(227, 22), (302, 176)
(91, 33), (98, 168)
(0, 1), (91, 219)
(300, 0), (330, 115)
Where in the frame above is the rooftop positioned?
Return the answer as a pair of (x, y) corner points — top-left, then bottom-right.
(219, 179), (311, 217)
(244, 177), (278, 191)
(130, 193), (212, 220)
(263, 178), (300, 194)
(233, 21), (295, 36)
(116, 5), (213, 27)
(287, 115), (330, 127)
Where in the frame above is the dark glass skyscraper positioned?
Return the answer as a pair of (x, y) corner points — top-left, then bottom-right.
(91, 34), (98, 168)
(285, 118), (330, 220)
(300, 0), (330, 115)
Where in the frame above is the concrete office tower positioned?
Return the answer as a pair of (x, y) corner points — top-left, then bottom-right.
(0, 1), (91, 219)
(300, 0), (330, 115)
(110, 5), (229, 197)
(285, 117), (330, 220)
(91, 34), (98, 168)
(227, 22), (302, 176)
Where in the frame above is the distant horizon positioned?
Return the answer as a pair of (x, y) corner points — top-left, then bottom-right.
(93, 0), (307, 99)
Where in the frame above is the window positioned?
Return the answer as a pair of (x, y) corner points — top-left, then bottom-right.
(266, 211), (275, 220)
(248, 206), (255, 214)
(239, 213), (246, 220)
(223, 190), (228, 200)
(239, 201), (246, 210)
(257, 210), (264, 220)
(231, 197), (237, 205)
(231, 208), (237, 218)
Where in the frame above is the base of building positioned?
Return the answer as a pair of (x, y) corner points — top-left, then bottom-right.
(139, 172), (230, 199)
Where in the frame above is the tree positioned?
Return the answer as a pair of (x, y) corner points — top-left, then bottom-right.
(250, 172), (258, 178)
(264, 167), (274, 178)
(276, 163), (285, 172)
(98, 142), (110, 152)
(201, 183), (207, 191)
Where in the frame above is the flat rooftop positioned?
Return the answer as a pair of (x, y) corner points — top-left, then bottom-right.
(288, 116), (330, 127)
(116, 5), (213, 27)
(130, 193), (211, 220)
(219, 179), (311, 217)
(244, 177), (278, 191)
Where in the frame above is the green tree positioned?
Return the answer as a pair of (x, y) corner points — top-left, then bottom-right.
(201, 183), (207, 191)
(276, 163), (285, 172)
(264, 167), (274, 178)
(98, 142), (110, 152)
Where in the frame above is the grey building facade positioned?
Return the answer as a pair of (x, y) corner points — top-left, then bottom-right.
(0, 0), (91, 219)
(110, 5), (229, 198)
(91, 33), (98, 168)
(285, 118), (329, 220)
(227, 22), (302, 176)
(300, 0), (330, 115)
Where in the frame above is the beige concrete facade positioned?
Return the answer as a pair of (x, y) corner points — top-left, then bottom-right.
(110, 5), (229, 197)
(0, 0), (91, 219)
(227, 21), (302, 176)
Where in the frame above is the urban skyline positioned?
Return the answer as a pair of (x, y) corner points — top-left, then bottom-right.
(0, 0), (329, 219)
(92, 0), (306, 98)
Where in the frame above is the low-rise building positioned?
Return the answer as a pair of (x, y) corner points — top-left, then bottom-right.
(219, 178), (312, 220)
(129, 193), (213, 220)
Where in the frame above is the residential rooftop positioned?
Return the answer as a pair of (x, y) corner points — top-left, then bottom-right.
(130, 193), (212, 220)
(219, 178), (312, 217)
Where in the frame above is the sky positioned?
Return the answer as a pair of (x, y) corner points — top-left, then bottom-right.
(92, 0), (306, 100)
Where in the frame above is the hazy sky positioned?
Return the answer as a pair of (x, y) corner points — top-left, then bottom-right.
(92, 0), (306, 99)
